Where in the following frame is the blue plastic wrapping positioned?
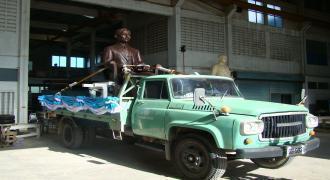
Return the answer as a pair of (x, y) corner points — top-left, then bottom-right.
(38, 95), (122, 115)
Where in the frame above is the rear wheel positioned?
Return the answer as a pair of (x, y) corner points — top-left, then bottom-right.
(173, 135), (227, 180)
(61, 122), (83, 149)
(82, 126), (96, 147)
(251, 156), (293, 169)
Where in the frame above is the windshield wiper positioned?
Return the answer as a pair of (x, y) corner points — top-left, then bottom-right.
(220, 89), (228, 102)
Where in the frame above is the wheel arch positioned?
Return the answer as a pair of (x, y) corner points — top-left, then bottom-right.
(165, 124), (224, 160)
(167, 125), (224, 148)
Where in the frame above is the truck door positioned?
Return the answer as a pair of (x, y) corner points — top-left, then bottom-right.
(132, 80), (169, 139)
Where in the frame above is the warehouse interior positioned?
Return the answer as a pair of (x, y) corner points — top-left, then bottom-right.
(0, 0), (328, 124)
(0, 0), (330, 179)
(28, 0), (168, 112)
(25, 0), (330, 118)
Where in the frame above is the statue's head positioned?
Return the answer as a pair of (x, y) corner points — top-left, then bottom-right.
(114, 28), (131, 43)
(218, 55), (227, 64)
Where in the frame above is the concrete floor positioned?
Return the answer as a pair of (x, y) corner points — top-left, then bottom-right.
(0, 132), (329, 180)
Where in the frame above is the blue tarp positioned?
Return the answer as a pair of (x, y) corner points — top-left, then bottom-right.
(38, 95), (122, 115)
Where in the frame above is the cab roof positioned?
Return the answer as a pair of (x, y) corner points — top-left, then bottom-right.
(142, 74), (233, 81)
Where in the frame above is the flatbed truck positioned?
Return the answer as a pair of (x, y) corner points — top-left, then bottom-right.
(41, 73), (320, 179)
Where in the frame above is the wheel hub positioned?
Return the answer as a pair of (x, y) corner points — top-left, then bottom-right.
(183, 150), (203, 170)
(64, 127), (73, 143)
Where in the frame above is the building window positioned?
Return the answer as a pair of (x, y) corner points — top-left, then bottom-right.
(51, 56), (67, 67)
(318, 82), (329, 89)
(247, 1), (283, 28)
(248, 0), (264, 24)
(30, 86), (45, 94)
(304, 0), (323, 11)
(308, 82), (329, 89)
(70, 57), (85, 68)
(271, 93), (292, 104)
(267, 4), (283, 28)
(306, 40), (328, 65)
(308, 82), (317, 89)
(96, 55), (102, 64)
(86, 58), (91, 68)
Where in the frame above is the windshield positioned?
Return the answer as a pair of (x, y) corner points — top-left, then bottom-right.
(171, 77), (241, 99)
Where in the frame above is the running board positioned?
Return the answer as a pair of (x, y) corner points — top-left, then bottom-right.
(135, 142), (165, 152)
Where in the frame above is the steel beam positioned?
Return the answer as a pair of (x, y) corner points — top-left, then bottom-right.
(31, 0), (99, 17)
(70, 0), (174, 16)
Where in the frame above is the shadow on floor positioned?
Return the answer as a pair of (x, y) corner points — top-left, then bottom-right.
(1, 132), (323, 179)
(223, 160), (292, 180)
(303, 132), (330, 160)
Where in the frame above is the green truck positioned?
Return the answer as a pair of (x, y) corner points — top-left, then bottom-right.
(46, 73), (319, 179)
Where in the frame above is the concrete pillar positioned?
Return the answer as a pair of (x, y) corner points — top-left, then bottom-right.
(225, 5), (236, 68)
(90, 30), (96, 69)
(17, 0), (30, 124)
(168, 0), (184, 70)
(265, 31), (270, 59)
(301, 22), (311, 109)
(66, 39), (71, 79)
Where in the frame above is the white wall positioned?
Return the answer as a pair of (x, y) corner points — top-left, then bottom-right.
(0, 0), (30, 123)
(128, 13), (169, 66)
(178, 8), (226, 74)
(176, 1), (304, 75)
(230, 55), (301, 74)
(144, 51), (168, 65)
(0, 81), (18, 118)
(229, 18), (303, 74)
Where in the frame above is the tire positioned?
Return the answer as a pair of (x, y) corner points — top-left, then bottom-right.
(82, 126), (96, 147)
(122, 135), (136, 145)
(173, 135), (227, 180)
(61, 122), (83, 149)
(251, 156), (293, 169)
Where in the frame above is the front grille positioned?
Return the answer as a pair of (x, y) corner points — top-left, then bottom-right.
(261, 113), (306, 139)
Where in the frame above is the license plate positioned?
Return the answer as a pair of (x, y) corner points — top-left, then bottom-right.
(285, 145), (305, 157)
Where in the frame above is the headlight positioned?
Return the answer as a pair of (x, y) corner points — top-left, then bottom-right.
(306, 114), (318, 128)
(240, 120), (264, 135)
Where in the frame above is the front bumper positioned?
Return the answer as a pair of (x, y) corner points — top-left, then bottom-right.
(235, 138), (320, 159)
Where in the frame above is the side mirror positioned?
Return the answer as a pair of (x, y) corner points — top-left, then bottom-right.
(301, 89), (305, 100)
(194, 88), (205, 106)
(298, 89), (308, 105)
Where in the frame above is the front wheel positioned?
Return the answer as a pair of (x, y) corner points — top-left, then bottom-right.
(251, 156), (293, 169)
(173, 135), (227, 180)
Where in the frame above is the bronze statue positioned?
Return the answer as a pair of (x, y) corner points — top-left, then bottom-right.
(103, 28), (144, 68)
(102, 28), (147, 84)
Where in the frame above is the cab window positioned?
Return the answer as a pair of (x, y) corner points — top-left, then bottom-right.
(143, 81), (168, 99)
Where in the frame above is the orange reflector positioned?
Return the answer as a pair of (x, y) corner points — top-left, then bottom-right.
(309, 130), (316, 136)
(244, 138), (253, 145)
(221, 106), (231, 114)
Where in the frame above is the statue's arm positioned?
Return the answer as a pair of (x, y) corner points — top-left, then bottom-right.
(136, 49), (144, 64)
(103, 47), (113, 64)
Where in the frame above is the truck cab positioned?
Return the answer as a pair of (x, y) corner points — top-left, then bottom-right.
(131, 74), (319, 179)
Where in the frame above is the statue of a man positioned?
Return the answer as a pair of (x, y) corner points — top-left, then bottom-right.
(103, 27), (144, 69)
(211, 55), (232, 78)
(102, 28), (147, 83)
